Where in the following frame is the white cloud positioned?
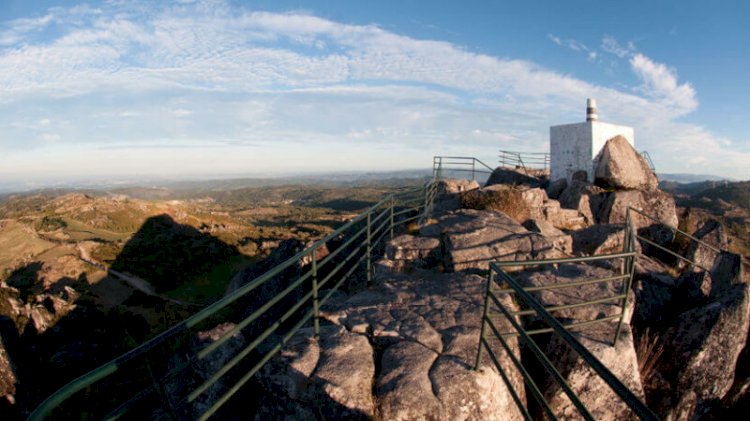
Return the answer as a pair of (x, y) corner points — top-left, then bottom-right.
(630, 53), (697, 115)
(601, 35), (634, 58)
(0, 1), (746, 181)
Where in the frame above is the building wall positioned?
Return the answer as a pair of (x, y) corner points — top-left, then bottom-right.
(550, 121), (635, 183)
(591, 122), (635, 159)
(550, 122), (592, 182)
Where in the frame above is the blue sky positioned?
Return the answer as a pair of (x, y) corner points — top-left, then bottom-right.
(1, 0), (749, 189)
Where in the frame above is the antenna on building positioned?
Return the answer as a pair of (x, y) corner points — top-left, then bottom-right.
(586, 98), (598, 122)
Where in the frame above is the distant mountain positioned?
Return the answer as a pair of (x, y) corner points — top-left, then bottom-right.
(658, 173), (734, 183)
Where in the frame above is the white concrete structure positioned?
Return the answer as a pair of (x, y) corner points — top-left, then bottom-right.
(550, 98), (634, 182)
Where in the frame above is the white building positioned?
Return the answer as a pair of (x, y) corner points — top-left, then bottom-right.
(549, 99), (634, 183)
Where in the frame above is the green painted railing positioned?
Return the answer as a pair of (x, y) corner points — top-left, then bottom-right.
(498, 150), (550, 172)
(30, 183), (434, 420)
(475, 208), (660, 420)
(432, 155), (494, 182)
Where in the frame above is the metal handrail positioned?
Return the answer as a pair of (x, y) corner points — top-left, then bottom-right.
(639, 151), (656, 172)
(30, 180), (439, 420)
(498, 150), (550, 170)
(474, 208), (658, 420)
(433, 156), (494, 181)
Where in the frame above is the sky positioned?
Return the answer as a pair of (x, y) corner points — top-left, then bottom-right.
(1, 0), (749, 189)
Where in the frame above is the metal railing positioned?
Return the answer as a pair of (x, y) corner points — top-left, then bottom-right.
(639, 151), (656, 172)
(498, 150), (550, 172)
(30, 183), (435, 420)
(433, 156), (494, 182)
(474, 208), (660, 420)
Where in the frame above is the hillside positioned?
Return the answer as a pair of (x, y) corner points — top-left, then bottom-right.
(0, 179), (423, 417)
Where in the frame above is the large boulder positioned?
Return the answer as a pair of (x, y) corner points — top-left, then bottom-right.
(685, 219), (728, 272)
(558, 180), (605, 225)
(485, 167), (544, 188)
(594, 136), (659, 191)
(523, 218), (573, 255)
(597, 189), (678, 247)
(256, 326), (375, 420)
(438, 209), (560, 272)
(382, 234), (441, 272)
(256, 271), (527, 420)
(433, 179), (480, 213)
(543, 324), (646, 420)
(647, 283), (750, 419)
(570, 223), (638, 256)
(517, 263), (635, 325)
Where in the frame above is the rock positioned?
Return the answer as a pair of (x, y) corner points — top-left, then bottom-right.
(485, 167), (544, 188)
(517, 263), (634, 325)
(433, 179), (480, 213)
(597, 189), (678, 247)
(179, 322), (248, 418)
(542, 199), (587, 231)
(709, 251), (744, 299)
(523, 218), (573, 255)
(461, 185), (547, 223)
(594, 135), (659, 190)
(0, 334), (16, 405)
(438, 209), (560, 272)
(674, 270), (713, 307)
(385, 234), (440, 263)
(650, 283), (750, 419)
(685, 219), (728, 271)
(547, 178), (567, 200)
(571, 224), (630, 256)
(418, 222), (441, 238)
(544, 323), (646, 420)
(558, 180), (605, 225)
(257, 271), (526, 420)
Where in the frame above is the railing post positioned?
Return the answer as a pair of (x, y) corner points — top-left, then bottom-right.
(389, 195), (395, 241)
(366, 211), (372, 287)
(475, 268), (494, 370)
(312, 247), (319, 339)
(471, 159), (475, 181)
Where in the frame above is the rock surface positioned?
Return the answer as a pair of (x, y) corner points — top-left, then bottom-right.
(649, 283), (750, 419)
(485, 167), (544, 188)
(523, 218), (573, 255)
(544, 323), (645, 420)
(438, 209), (560, 272)
(384, 234), (440, 271)
(571, 224), (629, 256)
(256, 271), (527, 420)
(594, 136), (659, 190)
(517, 263), (634, 325)
(558, 180), (605, 225)
(434, 179), (480, 213)
(686, 219), (728, 271)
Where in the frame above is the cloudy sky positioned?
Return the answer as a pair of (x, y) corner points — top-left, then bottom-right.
(1, 0), (749, 189)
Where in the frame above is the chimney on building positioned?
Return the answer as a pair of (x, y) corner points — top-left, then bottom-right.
(586, 98), (598, 122)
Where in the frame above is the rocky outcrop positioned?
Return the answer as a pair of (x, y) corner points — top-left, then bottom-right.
(523, 219), (573, 255)
(256, 325), (375, 419)
(544, 324), (645, 420)
(438, 209), (560, 272)
(517, 263), (634, 325)
(648, 283), (750, 419)
(571, 224), (630, 256)
(485, 167), (544, 188)
(434, 179), (480, 213)
(594, 136), (659, 191)
(0, 334), (16, 405)
(597, 189), (678, 247)
(558, 180), (605, 226)
(686, 219), (728, 271)
(256, 271), (526, 420)
(382, 234), (440, 272)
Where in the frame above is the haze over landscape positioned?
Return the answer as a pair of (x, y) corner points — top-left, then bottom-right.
(1, 0), (749, 191)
